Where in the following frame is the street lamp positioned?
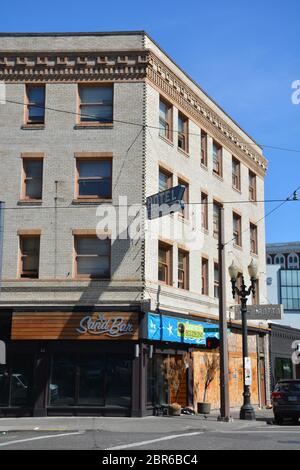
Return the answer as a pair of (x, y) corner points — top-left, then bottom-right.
(228, 259), (258, 420)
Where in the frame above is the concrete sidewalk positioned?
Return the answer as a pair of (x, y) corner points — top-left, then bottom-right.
(0, 408), (273, 433)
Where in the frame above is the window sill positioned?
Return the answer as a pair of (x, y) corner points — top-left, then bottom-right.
(232, 186), (242, 194)
(200, 163), (208, 171)
(201, 228), (209, 235)
(17, 200), (42, 205)
(159, 134), (174, 147)
(212, 172), (224, 182)
(177, 147), (190, 158)
(233, 243), (243, 251)
(250, 252), (258, 257)
(74, 123), (113, 130)
(72, 198), (112, 205)
(21, 124), (45, 130)
(73, 277), (111, 281)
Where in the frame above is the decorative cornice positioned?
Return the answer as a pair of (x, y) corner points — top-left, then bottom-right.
(146, 52), (267, 176)
(0, 48), (267, 175)
(0, 50), (149, 81)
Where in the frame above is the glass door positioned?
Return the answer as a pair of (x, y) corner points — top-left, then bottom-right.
(0, 355), (33, 407)
(78, 355), (105, 406)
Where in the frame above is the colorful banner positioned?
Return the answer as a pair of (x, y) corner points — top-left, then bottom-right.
(147, 313), (219, 345)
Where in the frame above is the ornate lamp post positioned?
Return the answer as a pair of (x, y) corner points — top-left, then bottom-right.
(228, 259), (258, 421)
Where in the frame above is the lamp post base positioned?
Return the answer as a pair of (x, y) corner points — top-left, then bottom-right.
(240, 404), (256, 420)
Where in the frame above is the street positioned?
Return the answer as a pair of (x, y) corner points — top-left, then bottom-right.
(0, 413), (300, 450)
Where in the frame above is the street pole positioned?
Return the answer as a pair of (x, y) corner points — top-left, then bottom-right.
(218, 206), (231, 421)
(0, 201), (6, 365)
(239, 278), (256, 420)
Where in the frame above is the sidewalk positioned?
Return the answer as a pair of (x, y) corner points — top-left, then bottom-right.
(0, 408), (274, 433)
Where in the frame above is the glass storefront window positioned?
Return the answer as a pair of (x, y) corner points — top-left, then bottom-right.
(50, 355), (76, 406)
(78, 355), (105, 406)
(105, 357), (131, 407)
(147, 355), (168, 406)
(49, 353), (132, 409)
(275, 357), (293, 382)
(0, 355), (33, 407)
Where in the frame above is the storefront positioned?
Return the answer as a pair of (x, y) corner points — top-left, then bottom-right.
(0, 310), (142, 417)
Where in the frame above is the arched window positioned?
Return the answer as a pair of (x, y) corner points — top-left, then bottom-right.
(288, 253), (299, 269)
(275, 254), (285, 268)
(267, 255), (272, 265)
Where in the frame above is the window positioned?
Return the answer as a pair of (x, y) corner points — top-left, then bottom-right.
(232, 157), (241, 190)
(22, 159), (43, 200)
(19, 235), (40, 279)
(25, 85), (45, 124)
(159, 97), (172, 141)
(74, 236), (111, 279)
(267, 255), (272, 265)
(212, 141), (222, 177)
(250, 223), (258, 254)
(78, 85), (113, 124)
(214, 262), (219, 298)
(159, 168), (172, 192)
(178, 249), (189, 290)
(280, 270), (300, 310)
(76, 159), (112, 199)
(201, 130), (208, 166)
(201, 258), (209, 296)
(201, 192), (208, 231)
(178, 179), (189, 219)
(288, 253), (299, 269)
(233, 212), (242, 247)
(158, 242), (172, 285)
(178, 113), (188, 153)
(213, 201), (221, 238)
(249, 171), (257, 201)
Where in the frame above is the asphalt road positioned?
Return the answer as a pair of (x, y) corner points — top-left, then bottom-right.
(1, 422), (300, 450)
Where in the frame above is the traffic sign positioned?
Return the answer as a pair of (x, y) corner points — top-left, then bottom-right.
(146, 185), (185, 220)
(231, 304), (283, 321)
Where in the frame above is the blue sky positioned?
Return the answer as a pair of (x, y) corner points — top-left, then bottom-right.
(1, 0), (300, 243)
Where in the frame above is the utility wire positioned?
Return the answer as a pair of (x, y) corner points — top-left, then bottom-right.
(3, 98), (300, 155)
(223, 184), (300, 247)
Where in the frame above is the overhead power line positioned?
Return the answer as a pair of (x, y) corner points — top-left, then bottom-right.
(3, 98), (300, 155)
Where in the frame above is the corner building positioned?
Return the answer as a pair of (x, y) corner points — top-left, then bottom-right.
(0, 31), (270, 416)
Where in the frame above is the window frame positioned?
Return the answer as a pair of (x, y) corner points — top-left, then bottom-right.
(212, 140), (223, 177)
(178, 178), (189, 219)
(232, 157), (241, 191)
(74, 235), (111, 280)
(213, 201), (222, 239)
(75, 157), (112, 200)
(159, 97), (173, 142)
(249, 170), (257, 202)
(177, 112), (189, 153)
(233, 212), (242, 247)
(158, 241), (172, 286)
(178, 249), (189, 290)
(214, 262), (219, 299)
(20, 154), (44, 202)
(19, 234), (40, 279)
(25, 84), (46, 125)
(250, 223), (258, 254)
(77, 84), (114, 126)
(201, 192), (209, 231)
(201, 257), (209, 296)
(201, 130), (208, 167)
(158, 167), (172, 192)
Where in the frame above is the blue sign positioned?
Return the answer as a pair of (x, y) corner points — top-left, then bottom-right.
(147, 313), (219, 345)
(146, 185), (185, 220)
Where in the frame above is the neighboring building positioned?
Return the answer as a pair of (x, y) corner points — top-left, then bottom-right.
(267, 242), (300, 328)
(0, 31), (269, 417)
(269, 323), (300, 388)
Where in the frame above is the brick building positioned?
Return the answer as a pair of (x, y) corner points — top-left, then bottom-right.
(0, 31), (269, 416)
